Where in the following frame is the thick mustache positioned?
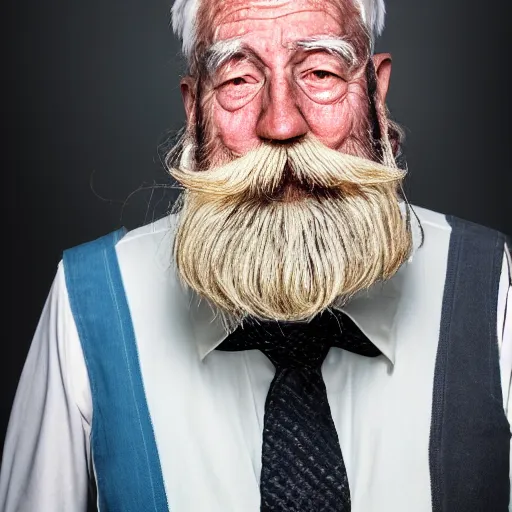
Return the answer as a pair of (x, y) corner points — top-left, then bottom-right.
(171, 136), (406, 198)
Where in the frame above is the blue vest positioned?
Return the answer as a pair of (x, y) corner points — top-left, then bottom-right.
(63, 216), (510, 511)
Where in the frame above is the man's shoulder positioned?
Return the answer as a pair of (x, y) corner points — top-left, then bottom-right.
(412, 204), (508, 242)
(117, 214), (177, 250)
(410, 206), (510, 286)
(114, 215), (178, 276)
(62, 214), (179, 283)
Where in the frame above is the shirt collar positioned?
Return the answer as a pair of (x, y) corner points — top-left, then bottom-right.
(188, 208), (423, 366)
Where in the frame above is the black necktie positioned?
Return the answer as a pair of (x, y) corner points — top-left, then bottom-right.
(217, 309), (381, 512)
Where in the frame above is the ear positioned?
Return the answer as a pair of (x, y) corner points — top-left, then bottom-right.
(371, 53), (392, 104)
(180, 76), (196, 127)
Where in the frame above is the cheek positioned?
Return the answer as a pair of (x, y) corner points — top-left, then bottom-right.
(206, 82), (370, 153)
(211, 99), (262, 154)
(301, 82), (369, 150)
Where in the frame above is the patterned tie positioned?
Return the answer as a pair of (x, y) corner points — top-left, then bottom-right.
(217, 309), (381, 512)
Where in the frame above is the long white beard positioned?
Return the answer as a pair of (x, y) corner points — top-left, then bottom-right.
(171, 136), (412, 321)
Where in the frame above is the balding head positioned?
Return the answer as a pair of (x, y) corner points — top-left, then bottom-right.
(172, 0), (386, 62)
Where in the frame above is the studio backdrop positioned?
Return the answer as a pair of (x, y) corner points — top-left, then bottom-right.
(2, 0), (511, 451)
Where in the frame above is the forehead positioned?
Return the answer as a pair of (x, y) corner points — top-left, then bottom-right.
(207, 0), (354, 42)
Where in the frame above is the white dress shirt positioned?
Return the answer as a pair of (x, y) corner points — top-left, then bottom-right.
(1, 205), (511, 511)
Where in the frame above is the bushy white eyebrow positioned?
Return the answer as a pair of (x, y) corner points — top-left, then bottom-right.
(295, 37), (358, 68)
(203, 38), (245, 76)
(202, 36), (358, 77)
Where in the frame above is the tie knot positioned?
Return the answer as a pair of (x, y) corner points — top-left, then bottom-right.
(217, 309), (381, 369)
(257, 323), (331, 369)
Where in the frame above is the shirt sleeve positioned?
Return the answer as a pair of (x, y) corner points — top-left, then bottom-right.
(0, 262), (93, 511)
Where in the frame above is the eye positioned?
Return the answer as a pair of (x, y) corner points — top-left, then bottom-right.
(311, 70), (338, 80)
(229, 77), (248, 86)
(215, 74), (263, 111)
(217, 74), (257, 89)
(296, 68), (348, 104)
(305, 70), (343, 84)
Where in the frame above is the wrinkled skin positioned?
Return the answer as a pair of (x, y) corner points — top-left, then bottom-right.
(173, 0), (411, 321)
(181, 0), (393, 160)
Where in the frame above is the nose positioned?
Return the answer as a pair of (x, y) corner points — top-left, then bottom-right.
(256, 76), (308, 143)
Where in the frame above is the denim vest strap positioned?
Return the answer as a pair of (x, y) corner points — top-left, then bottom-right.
(429, 216), (511, 511)
(63, 229), (169, 512)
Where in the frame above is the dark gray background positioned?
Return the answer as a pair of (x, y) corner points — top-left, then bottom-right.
(2, 0), (511, 456)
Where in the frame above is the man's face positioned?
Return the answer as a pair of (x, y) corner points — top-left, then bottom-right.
(182, 0), (386, 161)
(172, 0), (410, 322)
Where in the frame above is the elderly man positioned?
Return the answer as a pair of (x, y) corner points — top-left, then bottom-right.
(1, 0), (511, 511)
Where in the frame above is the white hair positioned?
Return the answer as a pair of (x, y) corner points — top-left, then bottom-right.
(171, 0), (386, 61)
(296, 37), (358, 67)
(203, 35), (358, 76)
